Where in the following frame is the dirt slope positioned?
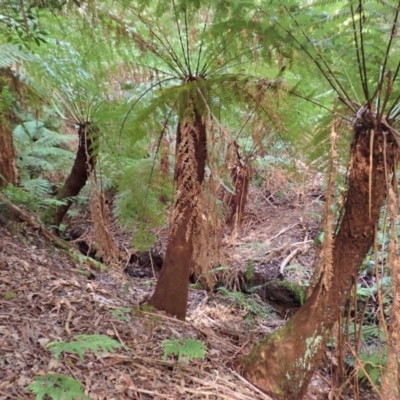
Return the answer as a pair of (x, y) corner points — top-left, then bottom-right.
(0, 192), (376, 399)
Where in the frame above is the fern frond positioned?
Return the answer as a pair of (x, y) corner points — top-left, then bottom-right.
(21, 178), (53, 198)
(113, 157), (172, 234)
(27, 374), (89, 400)
(0, 44), (32, 69)
(45, 334), (128, 361)
(162, 338), (206, 362)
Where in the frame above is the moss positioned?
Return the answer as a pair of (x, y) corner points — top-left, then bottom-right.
(279, 279), (306, 305)
(242, 316), (324, 399)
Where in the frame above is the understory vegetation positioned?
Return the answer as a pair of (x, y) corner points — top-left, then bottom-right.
(1, 1), (399, 399)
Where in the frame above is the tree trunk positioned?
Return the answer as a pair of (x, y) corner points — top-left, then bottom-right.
(54, 122), (97, 227)
(0, 68), (18, 188)
(241, 123), (398, 399)
(148, 108), (207, 320)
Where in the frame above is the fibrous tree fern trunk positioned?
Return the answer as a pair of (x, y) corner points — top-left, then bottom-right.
(0, 112), (17, 188)
(241, 116), (399, 399)
(0, 68), (18, 188)
(54, 122), (97, 227)
(148, 105), (207, 320)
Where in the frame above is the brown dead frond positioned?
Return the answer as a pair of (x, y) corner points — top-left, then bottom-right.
(191, 194), (218, 290)
(225, 141), (251, 237)
(89, 172), (122, 268)
(193, 174), (227, 290)
(380, 183), (400, 399)
(171, 115), (217, 288)
(309, 101), (339, 296)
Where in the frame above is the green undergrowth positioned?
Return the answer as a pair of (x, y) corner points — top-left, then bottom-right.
(27, 334), (126, 399)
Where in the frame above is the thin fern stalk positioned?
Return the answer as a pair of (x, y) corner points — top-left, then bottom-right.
(355, 297), (370, 355)
(184, 7), (191, 75)
(118, 76), (177, 146)
(127, 9), (185, 75)
(198, 30), (256, 77)
(358, 1), (370, 103)
(207, 45), (265, 77)
(374, 225), (389, 344)
(378, 72), (393, 126)
(376, 1), (400, 121)
(95, 8), (182, 75)
(381, 184), (400, 399)
(133, 10), (186, 75)
(346, 343), (380, 394)
(142, 100), (178, 217)
(349, 1), (366, 101)
(172, 0), (190, 73)
(271, 3), (355, 111)
(352, 279), (360, 399)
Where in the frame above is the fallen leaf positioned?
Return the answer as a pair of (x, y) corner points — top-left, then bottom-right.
(4, 291), (17, 300)
(37, 337), (50, 347)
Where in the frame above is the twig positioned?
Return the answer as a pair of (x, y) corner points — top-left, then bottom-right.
(346, 343), (380, 394)
(230, 370), (273, 400)
(268, 223), (298, 242)
(133, 388), (173, 399)
(279, 247), (302, 275)
(111, 321), (126, 347)
(143, 311), (189, 324)
(227, 339), (251, 360)
(315, 370), (331, 387)
(122, 245), (131, 269)
(63, 299), (73, 336)
(0, 313), (42, 321)
(266, 240), (313, 254)
(279, 229), (312, 274)
(149, 250), (156, 279)
(138, 294), (150, 305)
(0, 390), (20, 399)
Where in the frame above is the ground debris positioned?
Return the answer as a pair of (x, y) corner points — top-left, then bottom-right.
(0, 224), (274, 400)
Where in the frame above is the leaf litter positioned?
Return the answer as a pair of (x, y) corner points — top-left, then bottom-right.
(0, 187), (376, 399)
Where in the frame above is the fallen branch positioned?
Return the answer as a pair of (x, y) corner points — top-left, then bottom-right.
(264, 223), (298, 246)
(0, 191), (70, 251)
(266, 240), (313, 255)
(279, 247), (303, 275)
(0, 192), (106, 272)
(279, 233), (312, 275)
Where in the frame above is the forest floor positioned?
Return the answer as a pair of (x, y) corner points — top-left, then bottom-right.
(0, 185), (378, 400)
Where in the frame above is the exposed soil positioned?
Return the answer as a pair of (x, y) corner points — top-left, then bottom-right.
(0, 186), (378, 400)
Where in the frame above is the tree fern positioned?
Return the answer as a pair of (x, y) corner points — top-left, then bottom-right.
(87, 0), (295, 258)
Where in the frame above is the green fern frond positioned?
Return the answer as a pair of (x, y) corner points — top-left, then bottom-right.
(0, 44), (32, 68)
(131, 226), (157, 252)
(13, 121), (74, 152)
(162, 338), (206, 362)
(113, 157), (172, 226)
(27, 374), (89, 400)
(21, 178), (53, 198)
(45, 334), (128, 361)
(217, 287), (268, 317)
